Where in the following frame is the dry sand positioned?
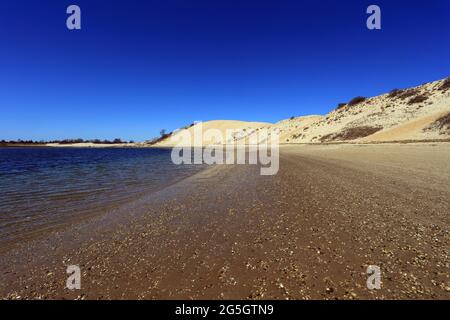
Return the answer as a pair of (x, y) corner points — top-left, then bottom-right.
(0, 144), (449, 300)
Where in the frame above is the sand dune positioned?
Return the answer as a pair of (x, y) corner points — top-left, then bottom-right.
(283, 77), (450, 143)
(151, 120), (271, 147)
(150, 77), (450, 146)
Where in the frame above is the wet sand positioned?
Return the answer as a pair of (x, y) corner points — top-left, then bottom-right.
(0, 144), (449, 299)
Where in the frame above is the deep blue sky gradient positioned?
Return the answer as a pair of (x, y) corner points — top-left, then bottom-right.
(0, 0), (449, 141)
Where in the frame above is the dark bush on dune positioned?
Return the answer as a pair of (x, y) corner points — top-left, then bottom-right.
(407, 94), (429, 105)
(439, 77), (450, 91)
(388, 89), (404, 98)
(347, 96), (366, 106)
(335, 103), (347, 111)
(396, 88), (420, 100)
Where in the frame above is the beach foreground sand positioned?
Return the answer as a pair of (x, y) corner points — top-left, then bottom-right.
(0, 144), (449, 299)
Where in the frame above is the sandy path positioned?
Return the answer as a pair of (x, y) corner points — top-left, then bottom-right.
(0, 144), (449, 299)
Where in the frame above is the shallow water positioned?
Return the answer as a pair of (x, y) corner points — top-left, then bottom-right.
(0, 147), (204, 243)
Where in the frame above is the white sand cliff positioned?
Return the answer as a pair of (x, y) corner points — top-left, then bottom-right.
(149, 76), (450, 146)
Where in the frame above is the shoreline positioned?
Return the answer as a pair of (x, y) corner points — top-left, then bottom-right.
(0, 144), (449, 299)
(0, 162), (208, 253)
(2, 138), (450, 149)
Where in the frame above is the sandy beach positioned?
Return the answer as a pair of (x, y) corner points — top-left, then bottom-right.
(0, 144), (449, 300)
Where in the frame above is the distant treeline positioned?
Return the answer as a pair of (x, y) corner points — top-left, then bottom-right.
(0, 138), (134, 145)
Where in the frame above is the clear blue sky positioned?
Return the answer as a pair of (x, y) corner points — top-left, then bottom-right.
(1, 0), (449, 141)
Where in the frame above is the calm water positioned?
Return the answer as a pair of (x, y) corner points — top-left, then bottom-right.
(0, 147), (204, 243)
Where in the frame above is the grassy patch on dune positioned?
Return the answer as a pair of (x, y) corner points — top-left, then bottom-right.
(407, 94), (429, 105)
(389, 88), (430, 105)
(425, 112), (450, 135)
(320, 126), (383, 142)
(388, 89), (404, 98)
(389, 88), (420, 100)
